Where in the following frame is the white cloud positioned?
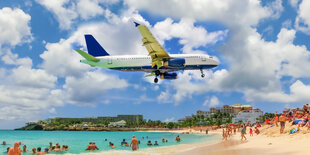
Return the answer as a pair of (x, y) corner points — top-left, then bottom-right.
(295, 0), (310, 34)
(35, 0), (119, 29)
(157, 90), (172, 104)
(152, 18), (228, 53)
(289, 0), (300, 9)
(0, 7), (32, 48)
(125, 0), (310, 105)
(63, 70), (128, 105)
(203, 96), (220, 107)
(164, 117), (175, 122)
(267, 0), (284, 19)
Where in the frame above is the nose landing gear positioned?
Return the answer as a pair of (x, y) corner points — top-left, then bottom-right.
(200, 69), (205, 78)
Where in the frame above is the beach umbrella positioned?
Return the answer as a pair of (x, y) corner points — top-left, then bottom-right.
(230, 123), (235, 126)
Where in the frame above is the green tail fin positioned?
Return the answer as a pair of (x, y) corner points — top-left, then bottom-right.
(75, 49), (99, 62)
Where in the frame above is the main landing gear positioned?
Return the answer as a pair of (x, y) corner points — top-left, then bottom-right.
(154, 77), (158, 83)
(200, 68), (205, 78)
(154, 70), (160, 83)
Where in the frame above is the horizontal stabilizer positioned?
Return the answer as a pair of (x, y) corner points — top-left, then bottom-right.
(75, 49), (99, 62)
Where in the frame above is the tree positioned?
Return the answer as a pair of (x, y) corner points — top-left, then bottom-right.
(167, 122), (174, 129)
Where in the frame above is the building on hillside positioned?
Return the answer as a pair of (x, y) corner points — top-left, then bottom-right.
(108, 120), (126, 127)
(196, 104), (253, 119)
(232, 109), (263, 124)
(232, 104), (252, 114)
(178, 116), (193, 123)
(52, 115), (143, 125)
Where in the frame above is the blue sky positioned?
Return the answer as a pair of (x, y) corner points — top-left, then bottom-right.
(1, 0), (310, 129)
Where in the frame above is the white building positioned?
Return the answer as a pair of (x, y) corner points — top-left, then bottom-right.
(108, 120), (126, 127)
(232, 109), (263, 124)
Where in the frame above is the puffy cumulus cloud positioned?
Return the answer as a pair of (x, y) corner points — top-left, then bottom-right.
(0, 7), (32, 49)
(295, 0), (310, 34)
(203, 96), (220, 107)
(63, 70), (128, 105)
(125, 0), (273, 27)
(2, 50), (32, 67)
(126, 0), (310, 105)
(245, 80), (310, 103)
(0, 60), (62, 121)
(152, 18), (228, 53)
(169, 69), (229, 104)
(40, 39), (89, 77)
(35, 0), (119, 29)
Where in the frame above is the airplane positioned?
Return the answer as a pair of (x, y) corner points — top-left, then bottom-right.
(75, 22), (219, 83)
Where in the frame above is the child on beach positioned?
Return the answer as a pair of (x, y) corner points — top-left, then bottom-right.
(250, 128), (253, 136)
(255, 127), (260, 135)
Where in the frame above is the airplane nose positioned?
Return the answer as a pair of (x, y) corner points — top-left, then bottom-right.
(214, 60), (220, 66)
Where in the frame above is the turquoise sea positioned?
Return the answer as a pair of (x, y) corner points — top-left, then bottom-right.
(0, 130), (219, 154)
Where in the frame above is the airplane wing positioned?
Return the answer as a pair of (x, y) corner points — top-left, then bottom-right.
(134, 22), (170, 69)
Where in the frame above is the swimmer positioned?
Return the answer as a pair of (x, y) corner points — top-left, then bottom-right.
(147, 141), (152, 146)
(162, 138), (165, 143)
(22, 145), (27, 152)
(36, 147), (44, 155)
(154, 141), (159, 146)
(2, 141), (6, 145)
(44, 148), (49, 154)
(121, 139), (126, 146)
(125, 142), (129, 147)
(130, 136), (139, 151)
(8, 142), (21, 155)
(176, 135), (181, 142)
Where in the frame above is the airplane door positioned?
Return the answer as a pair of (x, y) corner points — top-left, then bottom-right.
(108, 58), (112, 64)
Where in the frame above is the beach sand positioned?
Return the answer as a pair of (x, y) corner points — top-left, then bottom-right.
(64, 124), (310, 155)
(173, 123), (310, 155)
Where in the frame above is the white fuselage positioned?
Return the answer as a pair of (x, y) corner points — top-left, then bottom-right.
(81, 54), (219, 73)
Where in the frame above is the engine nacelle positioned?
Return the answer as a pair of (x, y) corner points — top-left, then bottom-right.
(160, 73), (177, 80)
(164, 58), (185, 67)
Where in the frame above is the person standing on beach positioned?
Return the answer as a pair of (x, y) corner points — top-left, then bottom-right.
(8, 142), (21, 155)
(130, 136), (139, 151)
(274, 112), (279, 127)
(249, 128), (253, 136)
(241, 125), (247, 141)
(279, 113), (287, 134)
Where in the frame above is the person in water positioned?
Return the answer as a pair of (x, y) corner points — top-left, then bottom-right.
(124, 142), (129, 147)
(147, 141), (152, 146)
(162, 138), (165, 143)
(44, 148), (49, 154)
(121, 139), (126, 146)
(31, 148), (36, 154)
(22, 145), (27, 152)
(176, 135), (181, 142)
(36, 147), (44, 155)
(8, 142), (21, 155)
(130, 136), (139, 151)
(109, 142), (115, 149)
(154, 141), (159, 146)
(2, 141), (6, 145)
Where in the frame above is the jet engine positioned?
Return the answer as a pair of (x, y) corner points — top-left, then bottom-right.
(160, 73), (177, 79)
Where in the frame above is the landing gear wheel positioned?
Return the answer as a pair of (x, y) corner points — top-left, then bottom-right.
(155, 70), (160, 76)
(200, 69), (205, 78)
(154, 78), (158, 83)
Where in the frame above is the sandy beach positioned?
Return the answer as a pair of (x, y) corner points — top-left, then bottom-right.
(173, 123), (310, 155)
(60, 123), (310, 155)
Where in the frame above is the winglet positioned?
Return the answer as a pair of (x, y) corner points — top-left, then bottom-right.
(75, 49), (99, 62)
(134, 21), (140, 27)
